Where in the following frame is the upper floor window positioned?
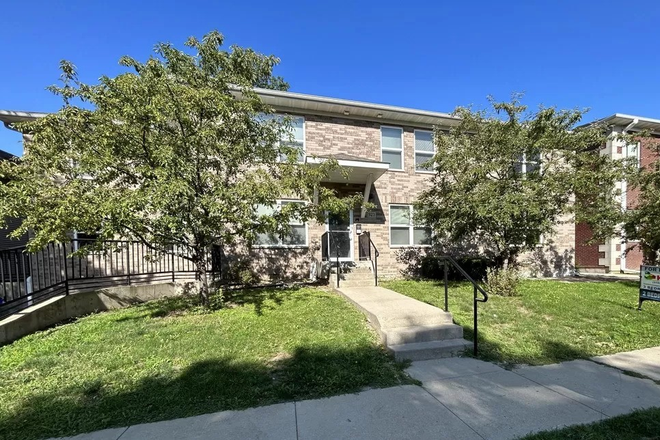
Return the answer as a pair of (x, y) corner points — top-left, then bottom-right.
(254, 200), (307, 247)
(414, 130), (434, 172)
(381, 126), (403, 170)
(389, 204), (432, 247)
(627, 142), (641, 168)
(514, 152), (541, 175)
(279, 116), (305, 163)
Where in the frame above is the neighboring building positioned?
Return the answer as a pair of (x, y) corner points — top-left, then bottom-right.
(0, 148), (28, 250)
(576, 114), (660, 273)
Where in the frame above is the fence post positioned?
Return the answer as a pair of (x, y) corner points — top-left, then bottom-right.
(444, 260), (448, 312)
(171, 248), (175, 283)
(126, 242), (131, 286)
(473, 284), (478, 357)
(63, 242), (70, 295)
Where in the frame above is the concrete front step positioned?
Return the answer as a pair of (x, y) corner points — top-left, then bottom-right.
(336, 286), (470, 361)
(388, 339), (472, 361)
(339, 273), (376, 280)
(339, 281), (378, 288)
(382, 324), (464, 345)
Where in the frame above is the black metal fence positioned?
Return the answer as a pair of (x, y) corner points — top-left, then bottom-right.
(0, 239), (216, 319)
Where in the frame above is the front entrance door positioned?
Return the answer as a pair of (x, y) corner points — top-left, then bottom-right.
(327, 211), (353, 261)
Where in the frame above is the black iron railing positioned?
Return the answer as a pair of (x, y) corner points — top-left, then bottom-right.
(321, 231), (341, 288)
(0, 239), (217, 319)
(437, 255), (489, 356)
(358, 231), (379, 286)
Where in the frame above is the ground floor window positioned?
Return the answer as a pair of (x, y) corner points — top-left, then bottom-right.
(389, 204), (432, 247)
(255, 200), (308, 247)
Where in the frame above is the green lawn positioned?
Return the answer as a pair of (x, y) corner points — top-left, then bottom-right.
(383, 279), (660, 366)
(519, 407), (660, 439)
(0, 287), (413, 440)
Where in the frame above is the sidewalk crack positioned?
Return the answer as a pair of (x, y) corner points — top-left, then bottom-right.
(418, 385), (486, 439)
(115, 426), (130, 440)
(294, 400), (300, 440)
(509, 369), (608, 418)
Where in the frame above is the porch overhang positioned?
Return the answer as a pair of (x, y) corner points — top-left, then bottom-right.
(305, 154), (388, 184)
(306, 154), (388, 217)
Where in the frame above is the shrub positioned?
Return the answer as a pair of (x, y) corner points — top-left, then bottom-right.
(396, 247), (494, 281)
(486, 267), (521, 296)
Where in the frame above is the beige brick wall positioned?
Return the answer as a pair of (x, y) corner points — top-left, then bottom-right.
(228, 113), (577, 281)
(520, 213), (575, 277)
(304, 115), (435, 275)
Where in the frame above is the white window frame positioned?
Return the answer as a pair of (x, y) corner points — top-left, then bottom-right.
(279, 115), (305, 163)
(253, 199), (309, 248)
(627, 142), (641, 168)
(515, 152), (541, 174)
(72, 231), (101, 251)
(381, 126), (404, 171)
(414, 129), (435, 173)
(389, 204), (432, 248)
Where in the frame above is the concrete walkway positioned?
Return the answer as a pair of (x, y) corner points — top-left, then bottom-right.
(55, 347), (660, 440)
(336, 286), (471, 360)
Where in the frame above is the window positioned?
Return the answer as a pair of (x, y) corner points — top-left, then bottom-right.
(279, 116), (305, 163)
(414, 130), (434, 172)
(73, 231), (101, 251)
(627, 142), (641, 168)
(254, 200), (307, 247)
(389, 205), (432, 247)
(381, 126), (403, 170)
(514, 152), (541, 175)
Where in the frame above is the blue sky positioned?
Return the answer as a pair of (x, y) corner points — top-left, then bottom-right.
(1, 0), (659, 156)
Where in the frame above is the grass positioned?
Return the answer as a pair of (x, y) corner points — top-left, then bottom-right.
(383, 279), (660, 366)
(0, 287), (413, 440)
(519, 407), (660, 439)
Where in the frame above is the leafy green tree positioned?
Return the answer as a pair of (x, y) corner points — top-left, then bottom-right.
(0, 31), (356, 305)
(622, 137), (660, 264)
(416, 95), (632, 271)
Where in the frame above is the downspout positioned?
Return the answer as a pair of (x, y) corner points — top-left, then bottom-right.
(620, 118), (639, 272)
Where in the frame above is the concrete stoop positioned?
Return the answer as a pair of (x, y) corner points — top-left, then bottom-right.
(330, 264), (398, 288)
(336, 286), (470, 361)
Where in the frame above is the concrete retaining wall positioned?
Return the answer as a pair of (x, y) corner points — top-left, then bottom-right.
(0, 282), (181, 345)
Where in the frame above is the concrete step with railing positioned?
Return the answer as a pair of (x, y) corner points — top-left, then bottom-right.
(387, 339), (472, 361)
(336, 286), (470, 361)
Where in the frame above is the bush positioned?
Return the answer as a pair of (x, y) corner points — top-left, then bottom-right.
(486, 267), (520, 296)
(396, 248), (494, 281)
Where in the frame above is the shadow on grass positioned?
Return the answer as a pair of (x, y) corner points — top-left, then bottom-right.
(1, 345), (413, 440)
(462, 324), (597, 368)
(113, 285), (316, 321)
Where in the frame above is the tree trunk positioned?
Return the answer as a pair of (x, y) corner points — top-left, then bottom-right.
(194, 247), (210, 307)
(501, 250), (519, 272)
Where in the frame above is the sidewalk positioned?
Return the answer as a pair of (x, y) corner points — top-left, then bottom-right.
(56, 347), (660, 440)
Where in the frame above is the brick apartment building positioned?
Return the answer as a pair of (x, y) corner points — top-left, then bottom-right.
(0, 93), (655, 280)
(576, 114), (660, 273)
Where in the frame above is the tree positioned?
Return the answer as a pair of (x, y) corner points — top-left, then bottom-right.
(622, 136), (660, 264)
(416, 95), (632, 272)
(0, 31), (357, 305)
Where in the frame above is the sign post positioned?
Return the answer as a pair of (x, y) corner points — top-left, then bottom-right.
(639, 265), (660, 310)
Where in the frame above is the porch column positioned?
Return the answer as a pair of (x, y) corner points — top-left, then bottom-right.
(361, 173), (374, 218)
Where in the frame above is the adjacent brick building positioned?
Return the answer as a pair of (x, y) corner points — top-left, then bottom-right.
(575, 114), (660, 273)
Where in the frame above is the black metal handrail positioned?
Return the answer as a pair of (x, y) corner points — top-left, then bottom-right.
(0, 239), (208, 319)
(330, 231), (340, 288)
(360, 231), (380, 286)
(436, 255), (489, 356)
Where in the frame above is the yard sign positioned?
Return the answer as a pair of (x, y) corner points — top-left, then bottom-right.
(639, 265), (660, 310)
